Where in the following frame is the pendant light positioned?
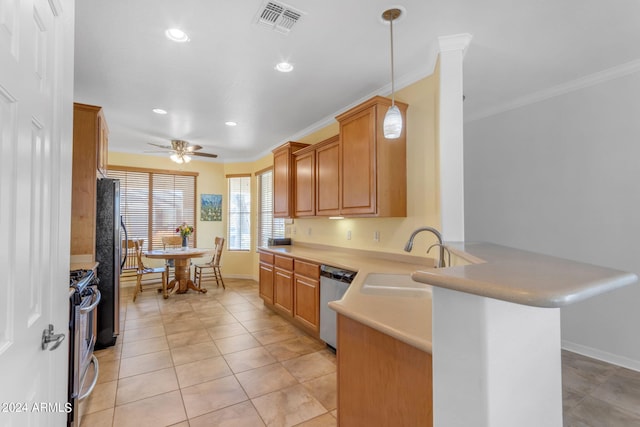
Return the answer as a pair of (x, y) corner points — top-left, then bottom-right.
(382, 8), (403, 139)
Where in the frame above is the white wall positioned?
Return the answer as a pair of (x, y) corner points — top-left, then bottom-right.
(464, 70), (640, 369)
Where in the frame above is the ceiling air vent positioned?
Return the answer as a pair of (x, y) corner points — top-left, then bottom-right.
(255, 1), (304, 34)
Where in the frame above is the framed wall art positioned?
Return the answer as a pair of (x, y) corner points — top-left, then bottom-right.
(201, 194), (222, 221)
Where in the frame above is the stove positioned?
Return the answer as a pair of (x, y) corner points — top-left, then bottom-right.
(68, 269), (100, 426)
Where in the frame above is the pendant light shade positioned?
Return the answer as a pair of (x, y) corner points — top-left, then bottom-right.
(382, 8), (402, 139)
(383, 104), (403, 139)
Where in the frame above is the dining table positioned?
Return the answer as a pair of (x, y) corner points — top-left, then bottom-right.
(144, 247), (213, 295)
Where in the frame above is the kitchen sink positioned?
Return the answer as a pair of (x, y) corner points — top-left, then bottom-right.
(360, 273), (432, 297)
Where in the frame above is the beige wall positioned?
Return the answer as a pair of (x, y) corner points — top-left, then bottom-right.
(292, 70), (441, 256)
(109, 68), (440, 280)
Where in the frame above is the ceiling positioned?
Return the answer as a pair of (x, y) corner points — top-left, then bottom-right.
(74, 0), (640, 163)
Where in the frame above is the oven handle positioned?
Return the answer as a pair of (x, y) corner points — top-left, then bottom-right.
(78, 355), (99, 401)
(80, 289), (101, 314)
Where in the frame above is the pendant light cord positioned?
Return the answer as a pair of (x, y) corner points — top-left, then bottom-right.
(389, 17), (395, 107)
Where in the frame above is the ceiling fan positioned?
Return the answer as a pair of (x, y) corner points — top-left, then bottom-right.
(147, 140), (218, 164)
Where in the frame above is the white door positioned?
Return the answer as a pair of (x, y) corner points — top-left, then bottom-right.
(0, 0), (74, 425)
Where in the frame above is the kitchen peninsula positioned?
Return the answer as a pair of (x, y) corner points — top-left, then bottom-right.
(258, 241), (637, 427)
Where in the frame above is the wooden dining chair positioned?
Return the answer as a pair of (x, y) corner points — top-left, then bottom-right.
(133, 239), (168, 301)
(193, 237), (225, 289)
(120, 239), (139, 283)
(161, 235), (183, 277)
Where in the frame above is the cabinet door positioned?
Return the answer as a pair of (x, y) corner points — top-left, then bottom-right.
(294, 274), (319, 332)
(259, 262), (274, 304)
(273, 147), (290, 218)
(97, 111), (108, 177)
(274, 267), (294, 315)
(340, 106), (376, 215)
(316, 137), (340, 216)
(294, 150), (315, 217)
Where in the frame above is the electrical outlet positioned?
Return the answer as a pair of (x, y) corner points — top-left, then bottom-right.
(374, 231), (380, 242)
(307, 227), (312, 236)
(292, 227), (296, 235)
(347, 230), (352, 240)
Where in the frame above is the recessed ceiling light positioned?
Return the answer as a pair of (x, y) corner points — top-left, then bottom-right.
(275, 62), (293, 73)
(225, 121), (237, 127)
(165, 28), (190, 42)
(152, 108), (168, 115)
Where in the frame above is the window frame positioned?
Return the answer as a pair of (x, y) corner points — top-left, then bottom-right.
(256, 167), (285, 249)
(227, 174), (252, 251)
(107, 165), (197, 250)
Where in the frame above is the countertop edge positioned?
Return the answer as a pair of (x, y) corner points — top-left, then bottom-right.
(329, 300), (432, 353)
(412, 242), (638, 307)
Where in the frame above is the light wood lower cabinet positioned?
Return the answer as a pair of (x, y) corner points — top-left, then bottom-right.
(258, 250), (320, 335)
(293, 273), (319, 332)
(337, 314), (433, 426)
(273, 255), (294, 315)
(259, 251), (275, 304)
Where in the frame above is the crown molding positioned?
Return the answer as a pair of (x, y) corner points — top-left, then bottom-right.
(466, 58), (640, 123)
(438, 33), (473, 57)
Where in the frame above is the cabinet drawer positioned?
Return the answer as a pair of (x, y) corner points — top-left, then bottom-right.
(275, 255), (294, 271)
(259, 251), (274, 264)
(294, 260), (320, 279)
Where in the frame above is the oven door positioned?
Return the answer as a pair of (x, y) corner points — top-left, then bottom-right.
(69, 286), (101, 427)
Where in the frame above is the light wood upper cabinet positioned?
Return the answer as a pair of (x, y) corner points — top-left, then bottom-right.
(273, 141), (309, 218)
(336, 96), (408, 217)
(315, 135), (340, 216)
(293, 148), (315, 217)
(293, 135), (340, 218)
(70, 103), (109, 257)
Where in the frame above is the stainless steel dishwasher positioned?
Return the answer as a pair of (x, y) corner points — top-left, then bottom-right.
(320, 265), (357, 350)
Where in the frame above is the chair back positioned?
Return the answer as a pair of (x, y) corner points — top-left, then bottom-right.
(162, 236), (183, 249)
(133, 239), (147, 271)
(121, 239), (138, 272)
(213, 236), (225, 266)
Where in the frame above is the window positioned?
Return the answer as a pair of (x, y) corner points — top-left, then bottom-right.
(257, 168), (285, 248)
(227, 175), (251, 251)
(108, 167), (197, 250)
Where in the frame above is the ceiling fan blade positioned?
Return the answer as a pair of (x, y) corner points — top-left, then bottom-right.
(186, 144), (203, 152)
(148, 142), (172, 149)
(191, 152), (218, 158)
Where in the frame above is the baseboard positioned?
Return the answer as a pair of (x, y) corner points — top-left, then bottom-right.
(223, 274), (257, 281)
(562, 340), (640, 372)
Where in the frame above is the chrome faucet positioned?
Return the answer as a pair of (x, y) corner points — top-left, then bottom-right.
(404, 226), (447, 268)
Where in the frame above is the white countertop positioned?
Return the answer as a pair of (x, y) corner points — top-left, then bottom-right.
(259, 242), (638, 354)
(260, 243), (436, 353)
(412, 242), (638, 308)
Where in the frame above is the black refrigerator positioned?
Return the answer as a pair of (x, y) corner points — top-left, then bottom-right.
(95, 178), (124, 348)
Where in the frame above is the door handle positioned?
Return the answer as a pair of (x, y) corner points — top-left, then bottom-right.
(41, 324), (65, 351)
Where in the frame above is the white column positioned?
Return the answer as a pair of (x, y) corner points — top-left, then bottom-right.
(432, 287), (563, 427)
(437, 34), (472, 242)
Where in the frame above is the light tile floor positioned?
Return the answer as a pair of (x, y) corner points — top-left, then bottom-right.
(83, 278), (640, 427)
(82, 278), (335, 427)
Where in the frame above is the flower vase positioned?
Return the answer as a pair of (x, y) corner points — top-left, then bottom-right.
(182, 236), (188, 249)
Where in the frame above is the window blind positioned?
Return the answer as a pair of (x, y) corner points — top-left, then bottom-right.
(107, 168), (196, 250)
(228, 175), (251, 251)
(257, 169), (285, 248)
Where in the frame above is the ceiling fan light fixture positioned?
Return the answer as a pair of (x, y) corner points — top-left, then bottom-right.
(182, 154), (192, 163)
(165, 28), (190, 42)
(170, 153), (182, 164)
(275, 62), (293, 72)
(382, 8), (403, 140)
